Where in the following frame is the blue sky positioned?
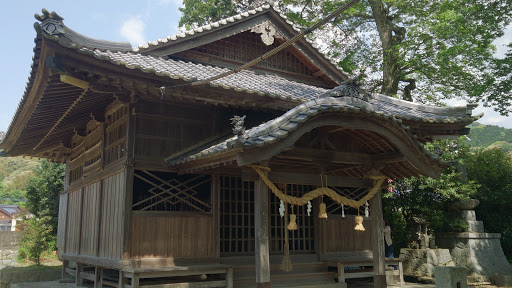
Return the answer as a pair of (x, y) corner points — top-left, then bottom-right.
(1, 0), (511, 133)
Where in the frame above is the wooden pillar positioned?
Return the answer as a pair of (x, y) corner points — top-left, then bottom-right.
(254, 172), (270, 288)
(370, 190), (386, 288)
(61, 259), (69, 281)
(122, 105), (136, 260)
(212, 175), (221, 259)
(75, 262), (84, 287)
(94, 266), (103, 288)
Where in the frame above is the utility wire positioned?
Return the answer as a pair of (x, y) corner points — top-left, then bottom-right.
(160, 0), (360, 97)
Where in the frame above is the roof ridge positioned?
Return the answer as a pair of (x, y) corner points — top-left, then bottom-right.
(135, 3), (280, 51)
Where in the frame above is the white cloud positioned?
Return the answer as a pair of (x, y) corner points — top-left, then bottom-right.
(120, 17), (146, 46)
(483, 116), (505, 125)
(493, 24), (512, 59)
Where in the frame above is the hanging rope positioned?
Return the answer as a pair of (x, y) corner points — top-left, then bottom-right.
(248, 165), (386, 209)
(280, 185), (293, 272)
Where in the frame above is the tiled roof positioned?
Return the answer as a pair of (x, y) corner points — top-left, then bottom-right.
(2, 9), (481, 155)
(165, 95), (482, 167)
(56, 43), (484, 121)
(33, 8), (482, 121)
(82, 48), (329, 101)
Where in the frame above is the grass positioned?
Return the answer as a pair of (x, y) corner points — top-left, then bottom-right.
(12, 250), (62, 270)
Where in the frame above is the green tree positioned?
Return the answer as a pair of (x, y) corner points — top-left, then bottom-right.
(383, 139), (478, 253)
(179, 0), (512, 113)
(18, 217), (53, 265)
(465, 148), (512, 258)
(25, 160), (65, 241)
(179, 0), (256, 29)
(383, 169), (478, 252)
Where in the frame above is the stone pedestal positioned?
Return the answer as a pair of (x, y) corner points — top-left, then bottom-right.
(438, 199), (512, 285)
(400, 248), (454, 278)
(461, 210), (484, 233)
(437, 232), (512, 278)
(434, 266), (468, 288)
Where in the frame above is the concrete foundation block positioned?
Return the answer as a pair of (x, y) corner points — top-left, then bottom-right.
(434, 266), (468, 288)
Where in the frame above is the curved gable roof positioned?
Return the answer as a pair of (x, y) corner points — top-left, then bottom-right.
(165, 93), (481, 177)
(135, 3), (349, 84)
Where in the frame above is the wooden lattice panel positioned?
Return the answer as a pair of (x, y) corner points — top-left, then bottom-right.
(270, 184), (315, 254)
(190, 31), (315, 76)
(69, 134), (84, 183)
(104, 102), (128, 166)
(83, 120), (104, 178)
(133, 170), (212, 212)
(219, 176), (255, 255)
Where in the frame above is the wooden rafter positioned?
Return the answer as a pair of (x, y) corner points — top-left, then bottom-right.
(33, 87), (89, 151)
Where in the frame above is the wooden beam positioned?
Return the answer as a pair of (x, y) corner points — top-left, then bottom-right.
(254, 169), (270, 288)
(277, 147), (405, 165)
(242, 170), (374, 188)
(370, 191), (386, 288)
(312, 70), (326, 77)
(60, 74), (89, 89)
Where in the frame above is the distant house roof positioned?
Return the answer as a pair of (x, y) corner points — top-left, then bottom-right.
(0, 205), (22, 217)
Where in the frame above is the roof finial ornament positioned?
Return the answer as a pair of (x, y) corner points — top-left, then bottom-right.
(35, 9), (65, 36)
(251, 21), (282, 46)
(230, 115), (246, 140)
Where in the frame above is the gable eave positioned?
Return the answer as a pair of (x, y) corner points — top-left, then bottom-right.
(137, 5), (349, 84)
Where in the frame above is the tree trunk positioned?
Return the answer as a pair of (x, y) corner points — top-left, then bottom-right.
(368, 0), (405, 97)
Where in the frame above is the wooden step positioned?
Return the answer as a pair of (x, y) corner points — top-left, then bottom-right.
(234, 271), (336, 287)
(272, 283), (345, 288)
(233, 262), (328, 278)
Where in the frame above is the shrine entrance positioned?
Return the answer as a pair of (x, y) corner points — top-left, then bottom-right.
(219, 178), (315, 255)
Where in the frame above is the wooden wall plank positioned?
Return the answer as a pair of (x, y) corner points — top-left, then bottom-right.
(65, 189), (82, 254)
(320, 217), (373, 254)
(80, 182), (101, 256)
(98, 171), (125, 259)
(130, 215), (214, 259)
(57, 193), (68, 255)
